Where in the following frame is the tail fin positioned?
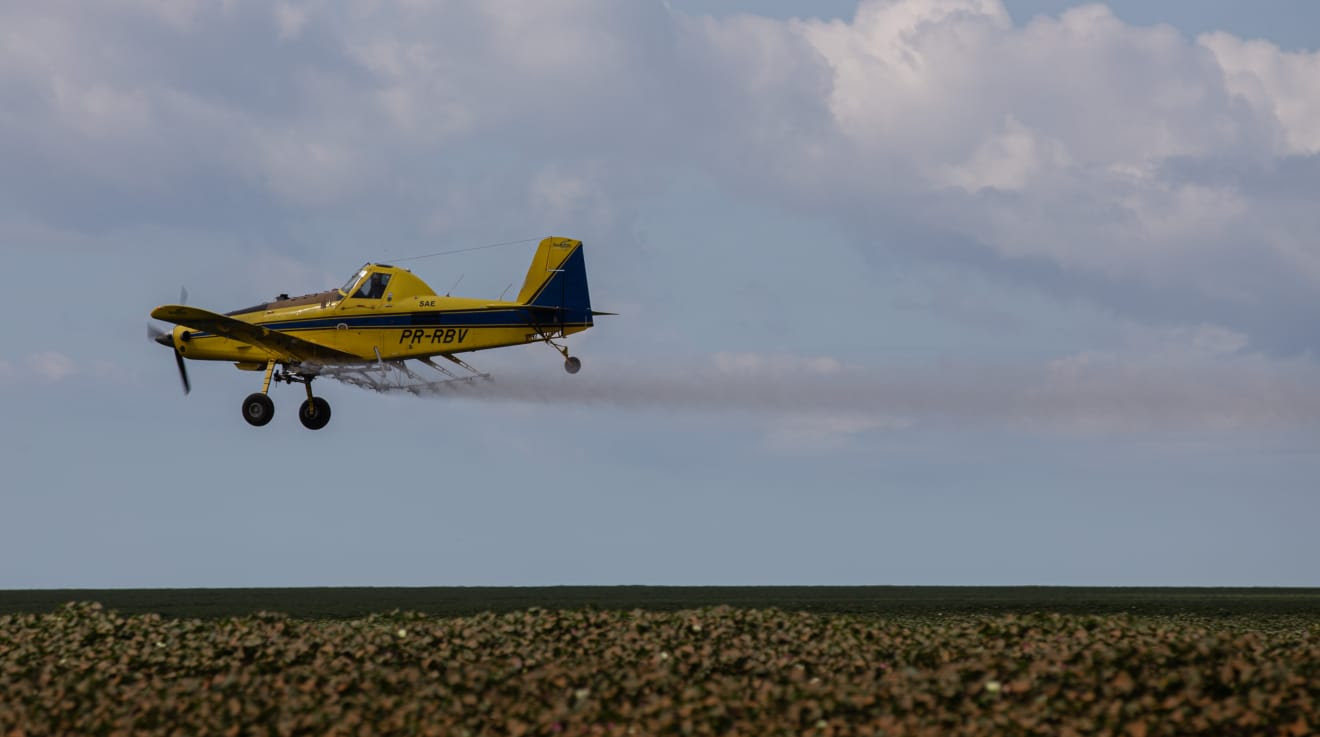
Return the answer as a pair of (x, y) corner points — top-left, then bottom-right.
(517, 237), (593, 324)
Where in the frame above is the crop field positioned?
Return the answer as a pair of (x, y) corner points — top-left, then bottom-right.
(1, 589), (1316, 735)
(3, 586), (1319, 619)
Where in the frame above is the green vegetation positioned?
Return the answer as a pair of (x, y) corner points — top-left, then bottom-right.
(2, 586), (1318, 619)
(1, 603), (1315, 735)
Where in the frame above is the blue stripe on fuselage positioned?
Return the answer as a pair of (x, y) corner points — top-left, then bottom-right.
(188, 307), (591, 340)
(255, 308), (542, 331)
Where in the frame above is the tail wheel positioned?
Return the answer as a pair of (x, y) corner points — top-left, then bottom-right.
(298, 397), (331, 430)
(242, 393), (274, 427)
(564, 356), (582, 374)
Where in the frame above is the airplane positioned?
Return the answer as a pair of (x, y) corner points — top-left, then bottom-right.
(149, 236), (605, 430)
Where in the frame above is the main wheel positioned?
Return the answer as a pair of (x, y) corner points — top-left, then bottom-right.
(564, 356), (581, 374)
(241, 393), (274, 427)
(298, 397), (331, 430)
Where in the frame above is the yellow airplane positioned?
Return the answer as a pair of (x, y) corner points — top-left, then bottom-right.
(149, 236), (604, 430)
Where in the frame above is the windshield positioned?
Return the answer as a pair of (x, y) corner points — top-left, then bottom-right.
(339, 267), (368, 296)
(352, 272), (391, 299)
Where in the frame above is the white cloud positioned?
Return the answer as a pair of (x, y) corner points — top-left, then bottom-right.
(0, 352), (139, 390)
(528, 164), (614, 230)
(763, 413), (910, 453)
(244, 251), (343, 301)
(122, 0), (206, 30)
(795, 2), (1280, 272)
(781, 1), (1319, 350)
(253, 130), (367, 207)
(3, 0), (1320, 352)
(940, 116), (1071, 193)
(274, 2), (310, 42)
(24, 352), (77, 382)
(1149, 323), (1250, 358)
(713, 352), (847, 377)
(1034, 348), (1318, 432)
(1201, 32), (1320, 155)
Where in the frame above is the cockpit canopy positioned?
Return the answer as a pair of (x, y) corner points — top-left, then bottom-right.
(340, 265), (393, 300)
(337, 263), (435, 302)
(339, 268), (368, 296)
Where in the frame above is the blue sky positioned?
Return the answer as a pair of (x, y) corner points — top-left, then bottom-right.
(2, 0), (1319, 588)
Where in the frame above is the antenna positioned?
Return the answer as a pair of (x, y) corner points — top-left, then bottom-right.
(498, 283), (514, 301)
(394, 237), (539, 263)
(446, 274), (464, 297)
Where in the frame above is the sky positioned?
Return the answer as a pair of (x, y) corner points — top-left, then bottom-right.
(2, 0), (1319, 588)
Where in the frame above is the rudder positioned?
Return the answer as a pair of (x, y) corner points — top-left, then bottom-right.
(517, 237), (593, 324)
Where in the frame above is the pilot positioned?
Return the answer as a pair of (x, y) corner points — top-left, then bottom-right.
(356, 274), (377, 299)
(355, 272), (391, 299)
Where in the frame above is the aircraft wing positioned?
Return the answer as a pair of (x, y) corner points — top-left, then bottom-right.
(150, 304), (360, 363)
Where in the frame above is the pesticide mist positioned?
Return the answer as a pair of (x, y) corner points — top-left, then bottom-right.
(353, 351), (1320, 434)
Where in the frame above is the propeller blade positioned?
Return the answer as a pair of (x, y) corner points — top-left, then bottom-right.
(153, 295), (190, 394)
(174, 348), (191, 395)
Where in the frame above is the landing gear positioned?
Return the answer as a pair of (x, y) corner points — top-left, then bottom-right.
(282, 370), (332, 431)
(538, 333), (582, 375)
(239, 362), (333, 430)
(299, 397), (331, 430)
(528, 321), (585, 376)
(242, 393), (274, 427)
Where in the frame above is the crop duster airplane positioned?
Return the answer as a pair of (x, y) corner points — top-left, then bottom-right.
(149, 237), (604, 430)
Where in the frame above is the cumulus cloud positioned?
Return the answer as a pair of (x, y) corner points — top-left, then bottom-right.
(2, 0), (1319, 353)
(782, 2), (1320, 353)
(1201, 31), (1320, 155)
(1, 352), (79, 383)
(0, 351), (140, 387)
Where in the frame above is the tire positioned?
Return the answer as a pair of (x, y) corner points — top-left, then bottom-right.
(242, 393), (274, 427)
(564, 356), (582, 374)
(298, 397), (331, 430)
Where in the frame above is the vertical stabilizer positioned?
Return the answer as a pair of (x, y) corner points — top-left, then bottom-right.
(517, 237), (593, 324)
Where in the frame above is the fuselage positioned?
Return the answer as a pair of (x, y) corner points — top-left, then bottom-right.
(170, 262), (591, 369)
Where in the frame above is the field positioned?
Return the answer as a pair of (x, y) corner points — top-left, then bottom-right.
(3, 586), (1319, 619)
(1, 588), (1316, 735)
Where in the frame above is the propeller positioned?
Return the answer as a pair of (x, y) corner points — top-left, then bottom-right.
(173, 344), (191, 395)
(148, 286), (192, 395)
